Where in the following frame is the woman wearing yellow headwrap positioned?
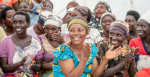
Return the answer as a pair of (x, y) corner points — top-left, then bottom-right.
(52, 16), (123, 77)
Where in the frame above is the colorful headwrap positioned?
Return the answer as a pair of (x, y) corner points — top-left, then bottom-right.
(136, 68), (150, 77)
(100, 13), (116, 25)
(68, 16), (89, 34)
(75, 6), (92, 17)
(139, 9), (150, 24)
(74, 6), (92, 23)
(67, 1), (79, 10)
(39, 10), (53, 25)
(44, 15), (62, 28)
(95, 1), (111, 13)
(110, 20), (130, 36)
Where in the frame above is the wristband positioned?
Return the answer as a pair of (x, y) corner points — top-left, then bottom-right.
(33, 64), (37, 69)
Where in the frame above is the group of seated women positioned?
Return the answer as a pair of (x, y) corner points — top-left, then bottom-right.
(0, 1), (150, 77)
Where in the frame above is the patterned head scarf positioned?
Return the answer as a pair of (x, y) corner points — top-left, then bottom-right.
(100, 13), (116, 25)
(94, 1), (111, 13)
(110, 20), (130, 36)
(39, 9), (53, 25)
(74, 6), (92, 23)
(44, 15), (62, 28)
(68, 16), (89, 34)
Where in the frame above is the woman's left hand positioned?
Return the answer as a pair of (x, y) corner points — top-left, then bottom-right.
(29, 56), (36, 69)
(131, 47), (139, 63)
(52, 33), (64, 44)
(105, 45), (123, 60)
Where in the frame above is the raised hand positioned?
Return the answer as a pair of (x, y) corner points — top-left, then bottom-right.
(18, 53), (30, 66)
(52, 32), (64, 44)
(81, 43), (91, 61)
(29, 56), (36, 69)
(131, 47), (139, 62)
(122, 47), (137, 65)
(105, 45), (123, 60)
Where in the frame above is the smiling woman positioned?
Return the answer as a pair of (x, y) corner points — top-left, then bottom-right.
(51, 16), (124, 77)
(129, 10), (150, 72)
(97, 20), (138, 77)
(1, 6), (15, 36)
(89, 1), (112, 36)
(0, 12), (42, 77)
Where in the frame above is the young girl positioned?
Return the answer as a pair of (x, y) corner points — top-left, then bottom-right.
(28, 0), (43, 27)
(19, 2), (29, 12)
(42, 0), (53, 10)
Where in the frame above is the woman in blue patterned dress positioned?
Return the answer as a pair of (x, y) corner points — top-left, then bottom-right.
(52, 16), (123, 77)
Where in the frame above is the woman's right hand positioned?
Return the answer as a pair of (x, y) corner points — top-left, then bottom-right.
(18, 53), (30, 66)
(105, 45), (123, 60)
(81, 43), (91, 61)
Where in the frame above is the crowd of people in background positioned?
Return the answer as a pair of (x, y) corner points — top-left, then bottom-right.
(0, 0), (150, 77)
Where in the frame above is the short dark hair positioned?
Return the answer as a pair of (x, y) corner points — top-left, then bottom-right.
(13, 11), (30, 23)
(1, 6), (14, 20)
(42, 0), (53, 9)
(126, 10), (140, 21)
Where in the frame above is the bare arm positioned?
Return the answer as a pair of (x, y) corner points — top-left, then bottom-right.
(91, 57), (109, 77)
(128, 61), (136, 77)
(32, 59), (42, 72)
(13, 2), (19, 11)
(102, 62), (126, 77)
(0, 57), (21, 73)
(58, 58), (87, 77)
(28, 2), (34, 13)
(41, 61), (53, 71)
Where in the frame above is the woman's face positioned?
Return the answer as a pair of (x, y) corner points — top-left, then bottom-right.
(5, 10), (15, 27)
(65, 11), (72, 23)
(95, 4), (107, 18)
(0, 5), (7, 17)
(69, 24), (87, 45)
(19, 2), (28, 12)
(44, 25), (59, 39)
(125, 15), (136, 31)
(72, 10), (83, 18)
(101, 16), (114, 32)
(109, 30), (126, 48)
(13, 14), (29, 35)
(137, 19), (150, 38)
(42, 1), (53, 10)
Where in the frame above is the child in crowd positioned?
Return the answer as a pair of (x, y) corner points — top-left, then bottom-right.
(19, 2), (29, 12)
(42, 0), (53, 10)
(28, 0), (43, 27)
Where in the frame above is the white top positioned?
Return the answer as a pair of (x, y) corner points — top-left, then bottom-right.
(27, 26), (37, 37)
(85, 28), (103, 44)
(137, 55), (150, 71)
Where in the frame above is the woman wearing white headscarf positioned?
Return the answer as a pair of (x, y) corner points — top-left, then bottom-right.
(38, 15), (65, 77)
(61, 8), (74, 42)
(129, 10), (150, 72)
